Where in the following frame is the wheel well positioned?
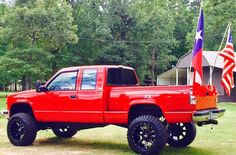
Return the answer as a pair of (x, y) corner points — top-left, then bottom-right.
(10, 103), (34, 118)
(128, 104), (163, 123)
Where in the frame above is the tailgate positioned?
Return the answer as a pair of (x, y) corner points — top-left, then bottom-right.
(196, 95), (217, 110)
(195, 85), (217, 110)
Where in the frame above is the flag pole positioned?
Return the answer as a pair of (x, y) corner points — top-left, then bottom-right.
(207, 21), (231, 85)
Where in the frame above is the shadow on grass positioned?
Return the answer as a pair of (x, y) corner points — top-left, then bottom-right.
(36, 137), (132, 153)
(163, 146), (213, 155)
(36, 137), (212, 155)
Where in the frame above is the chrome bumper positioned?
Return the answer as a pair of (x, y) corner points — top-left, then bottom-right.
(193, 108), (225, 123)
(1, 110), (9, 119)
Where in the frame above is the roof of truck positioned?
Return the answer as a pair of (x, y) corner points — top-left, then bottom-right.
(59, 65), (134, 72)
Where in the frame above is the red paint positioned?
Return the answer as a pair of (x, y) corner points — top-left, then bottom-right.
(6, 65), (218, 124)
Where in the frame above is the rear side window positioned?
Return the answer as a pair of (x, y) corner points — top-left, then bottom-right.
(107, 68), (138, 85)
(107, 68), (122, 85)
(122, 69), (138, 85)
(81, 69), (97, 90)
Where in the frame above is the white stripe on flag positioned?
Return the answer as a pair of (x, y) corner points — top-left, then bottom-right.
(195, 71), (202, 85)
(223, 63), (234, 75)
(221, 51), (235, 60)
(222, 78), (230, 92)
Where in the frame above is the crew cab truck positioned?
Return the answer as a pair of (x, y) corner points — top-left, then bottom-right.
(5, 65), (225, 155)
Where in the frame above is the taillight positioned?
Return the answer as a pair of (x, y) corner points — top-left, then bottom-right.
(189, 88), (196, 104)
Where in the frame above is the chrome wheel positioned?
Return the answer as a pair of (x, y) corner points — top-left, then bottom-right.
(128, 115), (167, 155)
(52, 126), (77, 138)
(9, 118), (25, 141)
(168, 123), (187, 141)
(167, 122), (196, 147)
(133, 122), (156, 150)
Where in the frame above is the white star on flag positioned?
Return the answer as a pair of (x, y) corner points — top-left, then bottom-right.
(195, 30), (203, 41)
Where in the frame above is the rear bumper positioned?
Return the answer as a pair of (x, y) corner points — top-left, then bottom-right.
(1, 110), (9, 119)
(192, 108), (225, 123)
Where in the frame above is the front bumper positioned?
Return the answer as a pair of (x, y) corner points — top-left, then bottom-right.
(192, 108), (225, 123)
(1, 110), (9, 119)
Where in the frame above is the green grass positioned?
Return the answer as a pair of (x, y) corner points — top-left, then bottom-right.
(0, 91), (12, 98)
(0, 92), (9, 111)
(0, 95), (236, 154)
(0, 98), (6, 110)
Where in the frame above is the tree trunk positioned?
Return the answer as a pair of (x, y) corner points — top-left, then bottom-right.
(25, 76), (32, 90)
(151, 49), (156, 86)
(15, 82), (17, 91)
(51, 49), (60, 74)
(52, 61), (57, 74)
(22, 76), (26, 91)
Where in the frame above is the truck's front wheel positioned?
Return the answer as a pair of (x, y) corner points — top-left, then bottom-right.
(127, 115), (167, 155)
(52, 126), (78, 138)
(7, 113), (37, 146)
(167, 122), (196, 147)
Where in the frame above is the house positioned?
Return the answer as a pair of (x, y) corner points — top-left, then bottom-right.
(157, 51), (236, 102)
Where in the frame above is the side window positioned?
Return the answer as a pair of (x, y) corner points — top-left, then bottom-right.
(122, 69), (138, 85)
(81, 69), (97, 90)
(107, 68), (122, 85)
(47, 71), (77, 91)
(107, 68), (138, 85)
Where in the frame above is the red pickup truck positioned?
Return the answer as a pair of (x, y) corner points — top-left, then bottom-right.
(5, 65), (225, 154)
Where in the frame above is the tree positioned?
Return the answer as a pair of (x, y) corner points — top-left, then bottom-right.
(169, 0), (195, 59)
(203, 0), (236, 50)
(0, 0), (77, 90)
(130, 0), (177, 84)
(186, 0), (236, 53)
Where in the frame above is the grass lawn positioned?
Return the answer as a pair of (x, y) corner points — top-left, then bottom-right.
(0, 91), (12, 110)
(0, 91), (12, 98)
(0, 93), (236, 155)
(0, 98), (6, 110)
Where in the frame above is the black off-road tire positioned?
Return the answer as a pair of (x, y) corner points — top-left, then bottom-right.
(127, 115), (167, 155)
(52, 126), (78, 138)
(7, 113), (37, 146)
(167, 122), (196, 147)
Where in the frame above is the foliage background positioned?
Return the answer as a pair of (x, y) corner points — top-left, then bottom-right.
(0, 0), (235, 89)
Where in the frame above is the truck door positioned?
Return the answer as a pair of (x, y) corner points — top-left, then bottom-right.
(34, 70), (79, 122)
(76, 68), (105, 123)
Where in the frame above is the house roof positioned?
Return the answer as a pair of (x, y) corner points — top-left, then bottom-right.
(176, 51), (236, 72)
(158, 51), (236, 79)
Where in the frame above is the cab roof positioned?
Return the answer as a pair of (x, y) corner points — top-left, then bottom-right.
(59, 65), (134, 72)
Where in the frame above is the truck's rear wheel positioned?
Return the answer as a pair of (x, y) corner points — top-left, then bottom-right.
(167, 122), (196, 147)
(52, 126), (77, 138)
(127, 115), (167, 155)
(7, 113), (37, 146)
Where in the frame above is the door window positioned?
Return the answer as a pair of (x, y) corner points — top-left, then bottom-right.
(47, 71), (77, 91)
(81, 69), (97, 90)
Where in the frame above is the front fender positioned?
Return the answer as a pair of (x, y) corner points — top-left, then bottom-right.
(8, 98), (33, 111)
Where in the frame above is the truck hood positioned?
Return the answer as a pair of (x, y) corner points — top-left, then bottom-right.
(7, 90), (38, 99)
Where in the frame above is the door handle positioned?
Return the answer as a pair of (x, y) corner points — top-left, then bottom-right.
(69, 95), (77, 99)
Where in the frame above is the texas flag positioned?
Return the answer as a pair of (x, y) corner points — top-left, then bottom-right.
(192, 8), (204, 92)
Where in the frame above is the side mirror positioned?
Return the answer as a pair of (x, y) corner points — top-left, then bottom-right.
(36, 80), (47, 92)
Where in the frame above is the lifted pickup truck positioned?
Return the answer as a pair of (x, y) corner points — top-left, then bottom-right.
(5, 65), (225, 154)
